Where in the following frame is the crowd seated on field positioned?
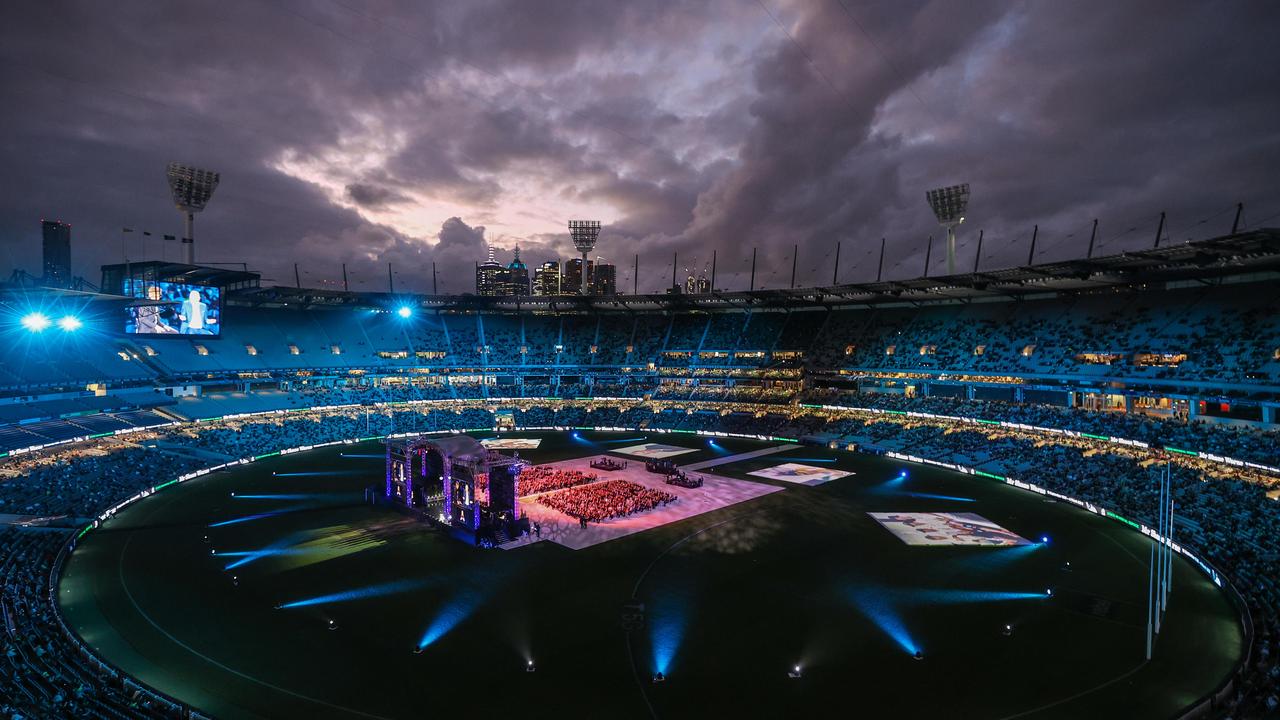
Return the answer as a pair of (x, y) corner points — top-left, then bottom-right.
(536, 479), (676, 523)
(513, 466), (598, 496)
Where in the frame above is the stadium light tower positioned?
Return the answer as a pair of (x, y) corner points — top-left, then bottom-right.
(166, 162), (221, 265)
(926, 183), (970, 275)
(569, 220), (601, 295)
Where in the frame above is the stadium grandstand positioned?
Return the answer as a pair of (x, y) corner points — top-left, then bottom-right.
(1, 227), (1278, 718)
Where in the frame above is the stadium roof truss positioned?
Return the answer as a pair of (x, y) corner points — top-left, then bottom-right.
(228, 228), (1280, 313)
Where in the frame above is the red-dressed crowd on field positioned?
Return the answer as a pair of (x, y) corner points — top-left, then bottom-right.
(516, 466), (599, 496)
(537, 479), (677, 523)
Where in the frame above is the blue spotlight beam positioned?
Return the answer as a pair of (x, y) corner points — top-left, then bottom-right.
(649, 605), (687, 675)
(280, 578), (432, 609)
(208, 510), (296, 528)
(416, 591), (484, 650)
(846, 587), (919, 656)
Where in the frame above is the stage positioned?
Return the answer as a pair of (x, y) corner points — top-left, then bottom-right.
(505, 454), (782, 550)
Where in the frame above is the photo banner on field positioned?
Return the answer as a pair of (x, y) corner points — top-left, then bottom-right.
(480, 438), (542, 449)
(748, 462), (853, 486)
(869, 512), (1032, 547)
(613, 443), (699, 459)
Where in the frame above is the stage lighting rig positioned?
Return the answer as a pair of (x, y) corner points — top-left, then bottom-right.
(926, 183), (970, 274)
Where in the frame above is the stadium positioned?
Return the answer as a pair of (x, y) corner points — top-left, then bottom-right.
(0, 223), (1275, 719)
(5, 3), (1280, 719)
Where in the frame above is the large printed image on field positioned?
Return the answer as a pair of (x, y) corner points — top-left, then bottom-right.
(747, 462), (853, 486)
(870, 512), (1033, 547)
(612, 442), (698, 459)
(479, 437), (542, 449)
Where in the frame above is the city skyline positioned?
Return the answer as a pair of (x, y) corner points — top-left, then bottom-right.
(2, 1), (1279, 294)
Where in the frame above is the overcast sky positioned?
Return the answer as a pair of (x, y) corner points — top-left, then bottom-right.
(2, 0), (1278, 294)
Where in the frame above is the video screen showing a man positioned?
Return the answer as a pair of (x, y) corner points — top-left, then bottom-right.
(125, 281), (220, 336)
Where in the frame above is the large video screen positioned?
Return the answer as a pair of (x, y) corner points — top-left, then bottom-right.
(123, 280), (221, 336)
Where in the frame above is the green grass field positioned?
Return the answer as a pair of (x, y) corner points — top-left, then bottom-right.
(59, 431), (1242, 719)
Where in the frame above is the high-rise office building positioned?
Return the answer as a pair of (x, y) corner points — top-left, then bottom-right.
(504, 246), (530, 296)
(564, 258), (594, 295)
(533, 261), (561, 296)
(592, 262), (617, 295)
(41, 220), (72, 288)
(475, 245), (505, 296)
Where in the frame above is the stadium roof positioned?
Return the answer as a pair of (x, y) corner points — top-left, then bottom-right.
(232, 228), (1280, 312)
(99, 261), (260, 296)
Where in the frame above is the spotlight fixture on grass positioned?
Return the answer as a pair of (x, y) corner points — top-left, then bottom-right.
(1045, 587), (1054, 597)
(526, 659), (536, 673)
(912, 650), (925, 661)
(788, 664), (802, 679)
(1040, 535), (1050, 544)
(652, 672), (666, 684)
(1002, 624), (1013, 637)
(328, 619), (338, 631)
(1062, 561), (1072, 572)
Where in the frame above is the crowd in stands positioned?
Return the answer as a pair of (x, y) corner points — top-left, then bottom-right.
(801, 391), (1280, 468)
(0, 395), (1276, 717)
(536, 479), (677, 523)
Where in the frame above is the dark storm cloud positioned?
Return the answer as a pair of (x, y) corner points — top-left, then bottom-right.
(345, 182), (411, 209)
(1, 0), (1278, 293)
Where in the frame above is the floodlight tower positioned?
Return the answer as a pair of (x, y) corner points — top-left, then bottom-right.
(166, 162), (221, 264)
(926, 183), (970, 275)
(569, 220), (601, 295)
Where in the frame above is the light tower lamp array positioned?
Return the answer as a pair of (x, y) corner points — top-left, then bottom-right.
(166, 162), (221, 265)
(568, 220), (601, 295)
(926, 183), (970, 275)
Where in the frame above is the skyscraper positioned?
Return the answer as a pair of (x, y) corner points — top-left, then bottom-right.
(504, 246), (530, 296)
(564, 258), (593, 295)
(533, 261), (561, 295)
(41, 220), (72, 288)
(592, 262), (617, 295)
(475, 245), (504, 296)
